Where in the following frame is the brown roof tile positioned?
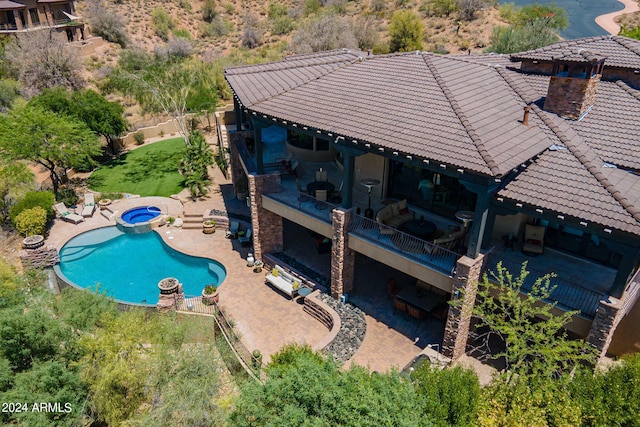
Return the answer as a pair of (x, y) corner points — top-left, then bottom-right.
(510, 36), (640, 69)
(225, 39), (640, 235)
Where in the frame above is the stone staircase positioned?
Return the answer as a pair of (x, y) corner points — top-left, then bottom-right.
(182, 212), (203, 230)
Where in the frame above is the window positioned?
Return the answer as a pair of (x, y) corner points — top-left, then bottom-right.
(29, 8), (40, 25)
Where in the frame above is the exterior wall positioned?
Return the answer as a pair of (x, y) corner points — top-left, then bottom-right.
(354, 153), (386, 200)
(519, 61), (554, 74)
(543, 75), (601, 120)
(491, 213), (528, 241)
(331, 208), (356, 299)
(442, 254), (484, 360)
(603, 68), (640, 89)
(248, 174), (284, 262)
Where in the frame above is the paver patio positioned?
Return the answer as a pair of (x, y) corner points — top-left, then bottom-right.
(45, 168), (438, 371)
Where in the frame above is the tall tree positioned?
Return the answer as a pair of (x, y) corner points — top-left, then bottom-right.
(389, 10), (424, 53)
(468, 261), (595, 381)
(0, 103), (101, 195)
(31, 88), (128, 155)
(109, 55), (218, 146)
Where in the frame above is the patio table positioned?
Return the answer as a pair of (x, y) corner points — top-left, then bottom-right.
(401, 219), (437, 240)
(307, 181), (335, 197)
(396, 286), (441, 313)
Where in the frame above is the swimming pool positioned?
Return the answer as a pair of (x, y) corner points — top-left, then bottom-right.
(55, 227), (226, 305)
(121, 206), (162, 224)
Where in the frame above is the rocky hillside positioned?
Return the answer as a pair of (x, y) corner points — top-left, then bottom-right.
(77, 0), (506, 58)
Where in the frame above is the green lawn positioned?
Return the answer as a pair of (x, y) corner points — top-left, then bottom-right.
(88, 138), (185, 197)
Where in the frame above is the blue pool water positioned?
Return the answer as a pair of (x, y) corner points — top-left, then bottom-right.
(499, 0), (624, 40)
(121, 206), (162, 224)
(56, 227), (226, 305)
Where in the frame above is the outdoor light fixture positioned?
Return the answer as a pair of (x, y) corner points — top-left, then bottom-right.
(360, 178), (380, 219)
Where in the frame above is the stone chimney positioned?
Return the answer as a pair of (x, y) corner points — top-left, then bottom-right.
(543, 51), (606, 120)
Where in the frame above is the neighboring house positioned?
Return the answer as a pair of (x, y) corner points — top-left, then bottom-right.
(223, 35), (640, 363)
(0, 0), (84, 40)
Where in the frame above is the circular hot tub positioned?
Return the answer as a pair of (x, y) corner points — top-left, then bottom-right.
(121, 206), (162, 224)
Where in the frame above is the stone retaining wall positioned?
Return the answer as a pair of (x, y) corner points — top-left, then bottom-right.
(20, 245), (60, 269)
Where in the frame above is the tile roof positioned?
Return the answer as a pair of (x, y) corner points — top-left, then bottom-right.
(510, 35), (640, 69)
(227, 52), (552, 177)
(225, 37), (640, 235)
(0, 0), (25, 9)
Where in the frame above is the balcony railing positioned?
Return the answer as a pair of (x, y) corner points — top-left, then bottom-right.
(262, 187), (336, 224)
(348, 214), (459, 277)
(484, 253), (606, 319)
(0, 19), (82, 33)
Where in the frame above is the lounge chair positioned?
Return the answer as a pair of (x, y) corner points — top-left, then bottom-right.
(523, 224), (545, 255)
(54, 202), (84, 224)
(238, 228), (252, 247)
(82, 193), (96, 218)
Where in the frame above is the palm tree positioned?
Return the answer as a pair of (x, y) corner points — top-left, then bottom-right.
(179, 131), (214, 198)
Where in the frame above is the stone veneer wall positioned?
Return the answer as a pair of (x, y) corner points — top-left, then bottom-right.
(19, 246), (60, 269)
(544, 75), (601, 120)
(442, 254), (484, 360)
(248, 174), (283, 262)
(586, 297), (624, 364)
(330, 208), (356, 299)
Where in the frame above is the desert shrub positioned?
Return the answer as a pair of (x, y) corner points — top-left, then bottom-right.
(156, 37), (193, 59)
(456, 0), (488, 21)
(201, 16), (233, 38)
(98, 192), (123, 200)
(303, 0), (323, 15)
(431, 0), (458, 17)
(396, 0), (413, 8)
(498, 2), (518, 21)
(327, 0), (348, 14)
(118, 48), (154, 72)
(291, 14), (357, 53)
(9, 191), (55, 223)
(177, 0), (192, 10)
(242, 13), (263, 48)
(172, 28), (192, 40)
(621, 25), (640, 40)
(152, 8), (174, 41)
(202, 0), (217, 22)
(0, 79), (20, 111)
(488, 19), (558, 53)
(353, 16), (379, 50)
(222, 2), (234, 14)
(56, 187), (78, 207)
(271, 16), (295, 35)
(133, 131), (145, 145)
(14, 206), (47, 236)
(4, 31), (84, 97)
(370, 0), (386, 13)
(86, 0), (129, 47)
(389, 9), (424, 52)
(268, 1), (289, 17)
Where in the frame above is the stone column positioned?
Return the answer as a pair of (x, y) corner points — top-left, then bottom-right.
(248, 173), (283, 262)
(330, 207), (355, 299)
(586, 297), (624, 365)
(442, 254), (484, 360)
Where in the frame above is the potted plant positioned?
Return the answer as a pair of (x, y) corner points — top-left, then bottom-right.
(203, 219), (216, 234)
(253, 260), (263, 273)
(202, 284), (219, 304)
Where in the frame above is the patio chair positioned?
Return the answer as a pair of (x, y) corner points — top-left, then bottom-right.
(523, 224), (545, 255)
(315, 169), (328, 182)
(296, 178), (308, 194)
(54, 202), (84, 224)
(226, 221), (239, 239)
(82, 193), (96, 218)
(238, 228), (252, 247)
(393, 297), (407, 314)
(315, 189), (328, 210)
(331, 181), (344, 203)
